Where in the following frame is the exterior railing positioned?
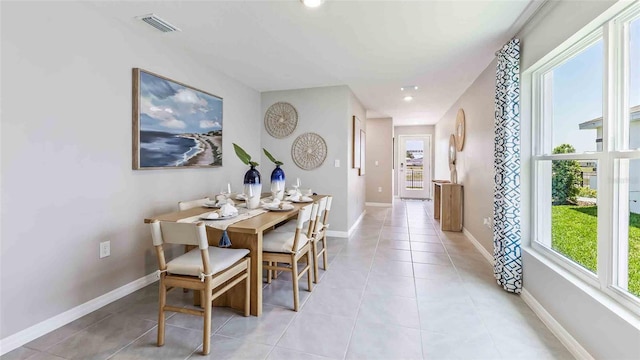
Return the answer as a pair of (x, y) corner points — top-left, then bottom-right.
(405, 168), (423, 189)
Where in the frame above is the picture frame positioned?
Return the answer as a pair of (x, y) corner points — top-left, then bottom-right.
(352, 115), (361, 169)
(359, 129), (366, 176)
(132, 68), (223, 170)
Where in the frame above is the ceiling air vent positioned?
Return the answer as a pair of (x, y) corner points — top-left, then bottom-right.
(137, 14), (181, 33)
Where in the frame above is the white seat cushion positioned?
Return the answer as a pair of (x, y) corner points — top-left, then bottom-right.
(263, 231), (309, 253)
(166, 247), (249, 277)
(274, 220), (323, 234)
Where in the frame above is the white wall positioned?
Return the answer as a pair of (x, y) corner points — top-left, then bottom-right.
(260, 86), (360, 233)
(1, 1), (261, 339)
(434, 60), (497, 251)
(518, 1), (640, 358)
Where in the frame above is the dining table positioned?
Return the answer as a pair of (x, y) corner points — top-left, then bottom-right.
(144, 194), (325, 316)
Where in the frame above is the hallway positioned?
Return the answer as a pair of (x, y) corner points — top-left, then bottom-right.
(3, 201), (572, 360)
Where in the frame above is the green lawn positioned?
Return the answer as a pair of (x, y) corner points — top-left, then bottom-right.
(552, 205), (640, 297)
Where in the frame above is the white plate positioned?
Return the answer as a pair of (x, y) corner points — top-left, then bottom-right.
(203, 202), (219, 208)
(200, 213), (238, 221)
(291, 199), (313, 203)
(263, 205), (294, 212)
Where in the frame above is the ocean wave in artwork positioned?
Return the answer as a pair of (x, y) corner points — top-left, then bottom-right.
(140, 131), (198, 167)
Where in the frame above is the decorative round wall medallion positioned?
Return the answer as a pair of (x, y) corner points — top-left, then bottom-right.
(291, 132), (327, 170)
(264, 102), (298, 138)
(455, 108), (466, 151)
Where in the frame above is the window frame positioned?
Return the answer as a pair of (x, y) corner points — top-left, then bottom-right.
(530, 2), (640, 315)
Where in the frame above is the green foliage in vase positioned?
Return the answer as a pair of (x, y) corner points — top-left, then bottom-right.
(233, 143), (259, 167)
(263, 148), (284, 166)
(552, 144), (581, 205)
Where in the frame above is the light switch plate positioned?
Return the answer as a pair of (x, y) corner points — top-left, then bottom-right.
(334, 159), (340, 167)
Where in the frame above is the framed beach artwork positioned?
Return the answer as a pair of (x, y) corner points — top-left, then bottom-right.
(132, 68), (223, 169)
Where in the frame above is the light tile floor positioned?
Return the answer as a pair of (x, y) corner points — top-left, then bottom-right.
(2, 200), (574, 360)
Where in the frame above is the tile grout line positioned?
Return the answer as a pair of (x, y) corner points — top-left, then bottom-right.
(340, 206), (387, 360)
(419, 200), (503, 358)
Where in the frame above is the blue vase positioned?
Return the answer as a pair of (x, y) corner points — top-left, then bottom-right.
(243, 165), (262, 209)
(270, 165), (286, 200)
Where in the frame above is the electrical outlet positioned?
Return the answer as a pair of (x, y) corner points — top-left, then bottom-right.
(483, 217), (493, 229)
(378, 187), (382, 192)
(100, 241), (110, 258)
(334, 159), (340, 167)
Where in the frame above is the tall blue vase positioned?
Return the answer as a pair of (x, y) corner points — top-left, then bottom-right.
(270, 165), (286, 200)
(243, 165), (262, 209)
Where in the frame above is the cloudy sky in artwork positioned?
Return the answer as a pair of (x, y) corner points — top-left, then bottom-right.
(139, 71), (223, 134)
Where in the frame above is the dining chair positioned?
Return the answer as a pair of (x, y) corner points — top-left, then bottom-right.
(273, 196), (331, 283)
(178, 197), (211, 211)
(177, 197), (211, 292)
(310, 196), (332, 283)
(263, 203), (317, 311)
(149, 220), (250, 355)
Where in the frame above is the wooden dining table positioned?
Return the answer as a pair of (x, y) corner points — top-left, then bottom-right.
(144, 194), (325, 316)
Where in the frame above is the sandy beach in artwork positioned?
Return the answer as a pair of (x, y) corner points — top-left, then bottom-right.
(180, 133), (222, 166)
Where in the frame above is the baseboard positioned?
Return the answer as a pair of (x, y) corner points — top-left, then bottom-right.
(462, 227), (494, 265)
(521, 289), (595, 360)
(326, 230), (348, 238)
(0, 272), (158, 356)
(365, 202), (392, 207)
(348, 210), (366, 237)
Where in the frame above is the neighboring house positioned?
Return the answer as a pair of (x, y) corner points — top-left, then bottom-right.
(579, 105), (640, 212)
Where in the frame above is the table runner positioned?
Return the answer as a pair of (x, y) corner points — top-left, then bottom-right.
(177, 208), (268, 247)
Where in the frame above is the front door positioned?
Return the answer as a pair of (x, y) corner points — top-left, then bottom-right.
(398, 135), (431, 199)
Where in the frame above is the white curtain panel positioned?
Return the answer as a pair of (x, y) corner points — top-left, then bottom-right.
(493, 39), (522, 293)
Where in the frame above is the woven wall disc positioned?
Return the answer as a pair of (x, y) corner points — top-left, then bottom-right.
(264, 102), (298, 138)
(291, 132), (327, 170)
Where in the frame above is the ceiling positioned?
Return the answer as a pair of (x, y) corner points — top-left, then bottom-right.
(90, 0), (537, 126)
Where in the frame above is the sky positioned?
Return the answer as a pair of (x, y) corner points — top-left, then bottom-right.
(552, 19), (640, 153)
(138, 71), (223, 134)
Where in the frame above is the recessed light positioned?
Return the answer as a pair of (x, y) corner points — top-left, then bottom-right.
(401, 86), (418, 91)
(404, 96), (414, 102)
(301, 0), (324, 8)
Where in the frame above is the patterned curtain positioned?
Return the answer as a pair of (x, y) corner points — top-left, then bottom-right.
(493, 39), (522, 293)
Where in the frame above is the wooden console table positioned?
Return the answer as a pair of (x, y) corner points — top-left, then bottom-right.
(433, 180), (463, 231)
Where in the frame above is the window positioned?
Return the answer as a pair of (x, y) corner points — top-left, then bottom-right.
(532, 4), (640, 308)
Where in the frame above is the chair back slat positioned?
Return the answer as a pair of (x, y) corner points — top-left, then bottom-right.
(295, 204), (314, 230)
(292, 203), (317, 252)
(152, 221), (209, 250)
(313, 197), (328, 234)
(322, 196), (333, 225)
(178, 197), (210, 211)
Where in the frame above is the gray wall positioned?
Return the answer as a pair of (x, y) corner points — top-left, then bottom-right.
(432, 0), (640, 358)
(365, 118), (393, 204)
(1, 2), (261, 339)
(519, 1), (640, 359)
(347, 92), (367, 227)
(434, 60), (497, 251)
(261, 86), (364, 233)
(393, 125), (435, 197)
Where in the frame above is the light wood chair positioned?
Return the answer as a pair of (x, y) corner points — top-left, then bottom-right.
(263, 203), (317, 311)
(149, 220), (250, 355)
(177, 197), (212, 292)
(178, 197), (211, 211)
(273, 196), (332, 283)
(310, 196), (332, 283)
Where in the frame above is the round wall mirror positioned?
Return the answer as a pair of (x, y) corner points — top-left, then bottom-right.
(448, 134), (456, 170)
(455, 108), (465, 151)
